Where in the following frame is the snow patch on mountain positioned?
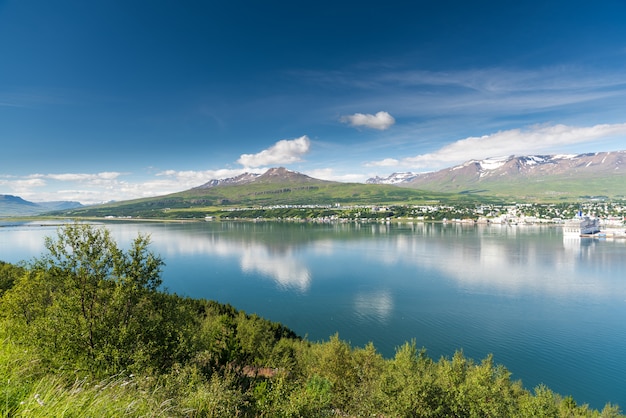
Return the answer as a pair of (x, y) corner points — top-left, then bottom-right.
(479, 156), (509, 171)
(366, 172), (419, 185)
(195, 172), (261, 189)
(365, 151), (626, 187)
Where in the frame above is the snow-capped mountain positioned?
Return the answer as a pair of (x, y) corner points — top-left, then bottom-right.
(194, 172), (261, 189)
(366, 172), (419, 185)
(194, 167), (329, 189)
(447, 152), (624, 179)
(367, 151), (626, 198)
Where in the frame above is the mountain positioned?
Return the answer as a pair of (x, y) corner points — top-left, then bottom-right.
(193, 167), (325, 189)
(366, 172), (419, 185)
(367, 151), (626, 200)
(59, 167), (472, 219)
(194, 172), (261, 189)
(254, 167), (330, 184)
(0, 195), (83, 217)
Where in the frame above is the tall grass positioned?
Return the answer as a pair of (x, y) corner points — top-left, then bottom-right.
(1, 323), (42, 417)
(1, 326), (176, 417)
(18, 374), (178, 417)
(1, 327), (248, 417)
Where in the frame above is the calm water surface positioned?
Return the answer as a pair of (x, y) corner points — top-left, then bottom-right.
(2, 220), (625, 409)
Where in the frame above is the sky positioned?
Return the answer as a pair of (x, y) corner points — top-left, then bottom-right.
(2, 0), (626, 204)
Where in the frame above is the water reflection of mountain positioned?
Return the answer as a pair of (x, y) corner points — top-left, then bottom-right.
(6, 221), (620, 299)
(142, 222), (626, 300)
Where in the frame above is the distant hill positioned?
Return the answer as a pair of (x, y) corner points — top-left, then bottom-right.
(59, 167), (481, 219)
(0, 195), (83, 217)
(367, 151), (626, 200)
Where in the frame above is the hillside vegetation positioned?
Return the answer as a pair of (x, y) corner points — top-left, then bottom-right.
(58, 179), (496, 220)
(0, 224), (622, 417)
(402, 172), (626, 202)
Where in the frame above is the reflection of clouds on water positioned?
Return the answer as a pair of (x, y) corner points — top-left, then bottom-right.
(240, 247), (311, 292)
(310, 239), (335, 255)
(354, 290), (393, 322)
(431, 241), (577, 296)
(0, 228), (53, 261)
(379, 226), (624, 299)
(143, 223), (624, 298)
(128, 227), (312, 292)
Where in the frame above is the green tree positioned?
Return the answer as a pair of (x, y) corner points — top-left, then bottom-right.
(379, 341), (443, 417)
(314, 334), (358, 412)
(1, 223), (181, 373)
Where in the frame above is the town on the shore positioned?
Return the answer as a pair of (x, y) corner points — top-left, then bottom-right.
(215, 201), (626, 228)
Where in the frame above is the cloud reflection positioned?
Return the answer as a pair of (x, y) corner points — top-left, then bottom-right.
(145, 222), (625, 299)
(142, 227), (312, 292)
(354, 290), (393, 322)
(376, 224), (625, 299)
(240, 247), (311, 292)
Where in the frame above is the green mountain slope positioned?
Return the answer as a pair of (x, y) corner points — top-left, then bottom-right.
(400, 170), (626, 201)
(57, 168), (494, 219)
(396, 152), (626, 201)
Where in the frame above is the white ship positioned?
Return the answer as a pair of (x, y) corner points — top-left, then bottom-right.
(563, 211), (601, 236)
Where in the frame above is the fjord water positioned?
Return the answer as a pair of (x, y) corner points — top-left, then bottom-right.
(2, 221), (625, 409)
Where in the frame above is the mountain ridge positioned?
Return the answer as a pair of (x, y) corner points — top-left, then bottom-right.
(367, 151), (626, 199)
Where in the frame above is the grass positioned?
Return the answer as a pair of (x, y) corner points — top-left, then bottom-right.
(10, 375), (166, 417)
(0, 334), (173, 417)
(402, 172), (626, 203)
(1, 335), (36, 416)
(0, 343), (245, 417)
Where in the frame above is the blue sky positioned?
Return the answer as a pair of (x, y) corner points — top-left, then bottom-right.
(2, 0), (626, 204)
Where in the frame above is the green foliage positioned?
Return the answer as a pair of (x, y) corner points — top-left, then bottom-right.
(314, 333), (358, 408)
(1, 223), (190, 373)
(0, 261), (24, 297)
(379, 341), (444, 416)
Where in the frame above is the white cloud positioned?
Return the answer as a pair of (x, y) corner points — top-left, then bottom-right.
(4, 165), (267, 205)
(2, 171), (169, 204)
(340, 111), (395, 130)
(36, 172), (123, 182)
(367, 158), (400, 167)
(14, 178), (48, 188)
(368, 122), (626, 170)
(237, 135), (311, 168)
(156, 168), (248, 183)
(0, 177), (47, 198)
(305, 168), (368, 183)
